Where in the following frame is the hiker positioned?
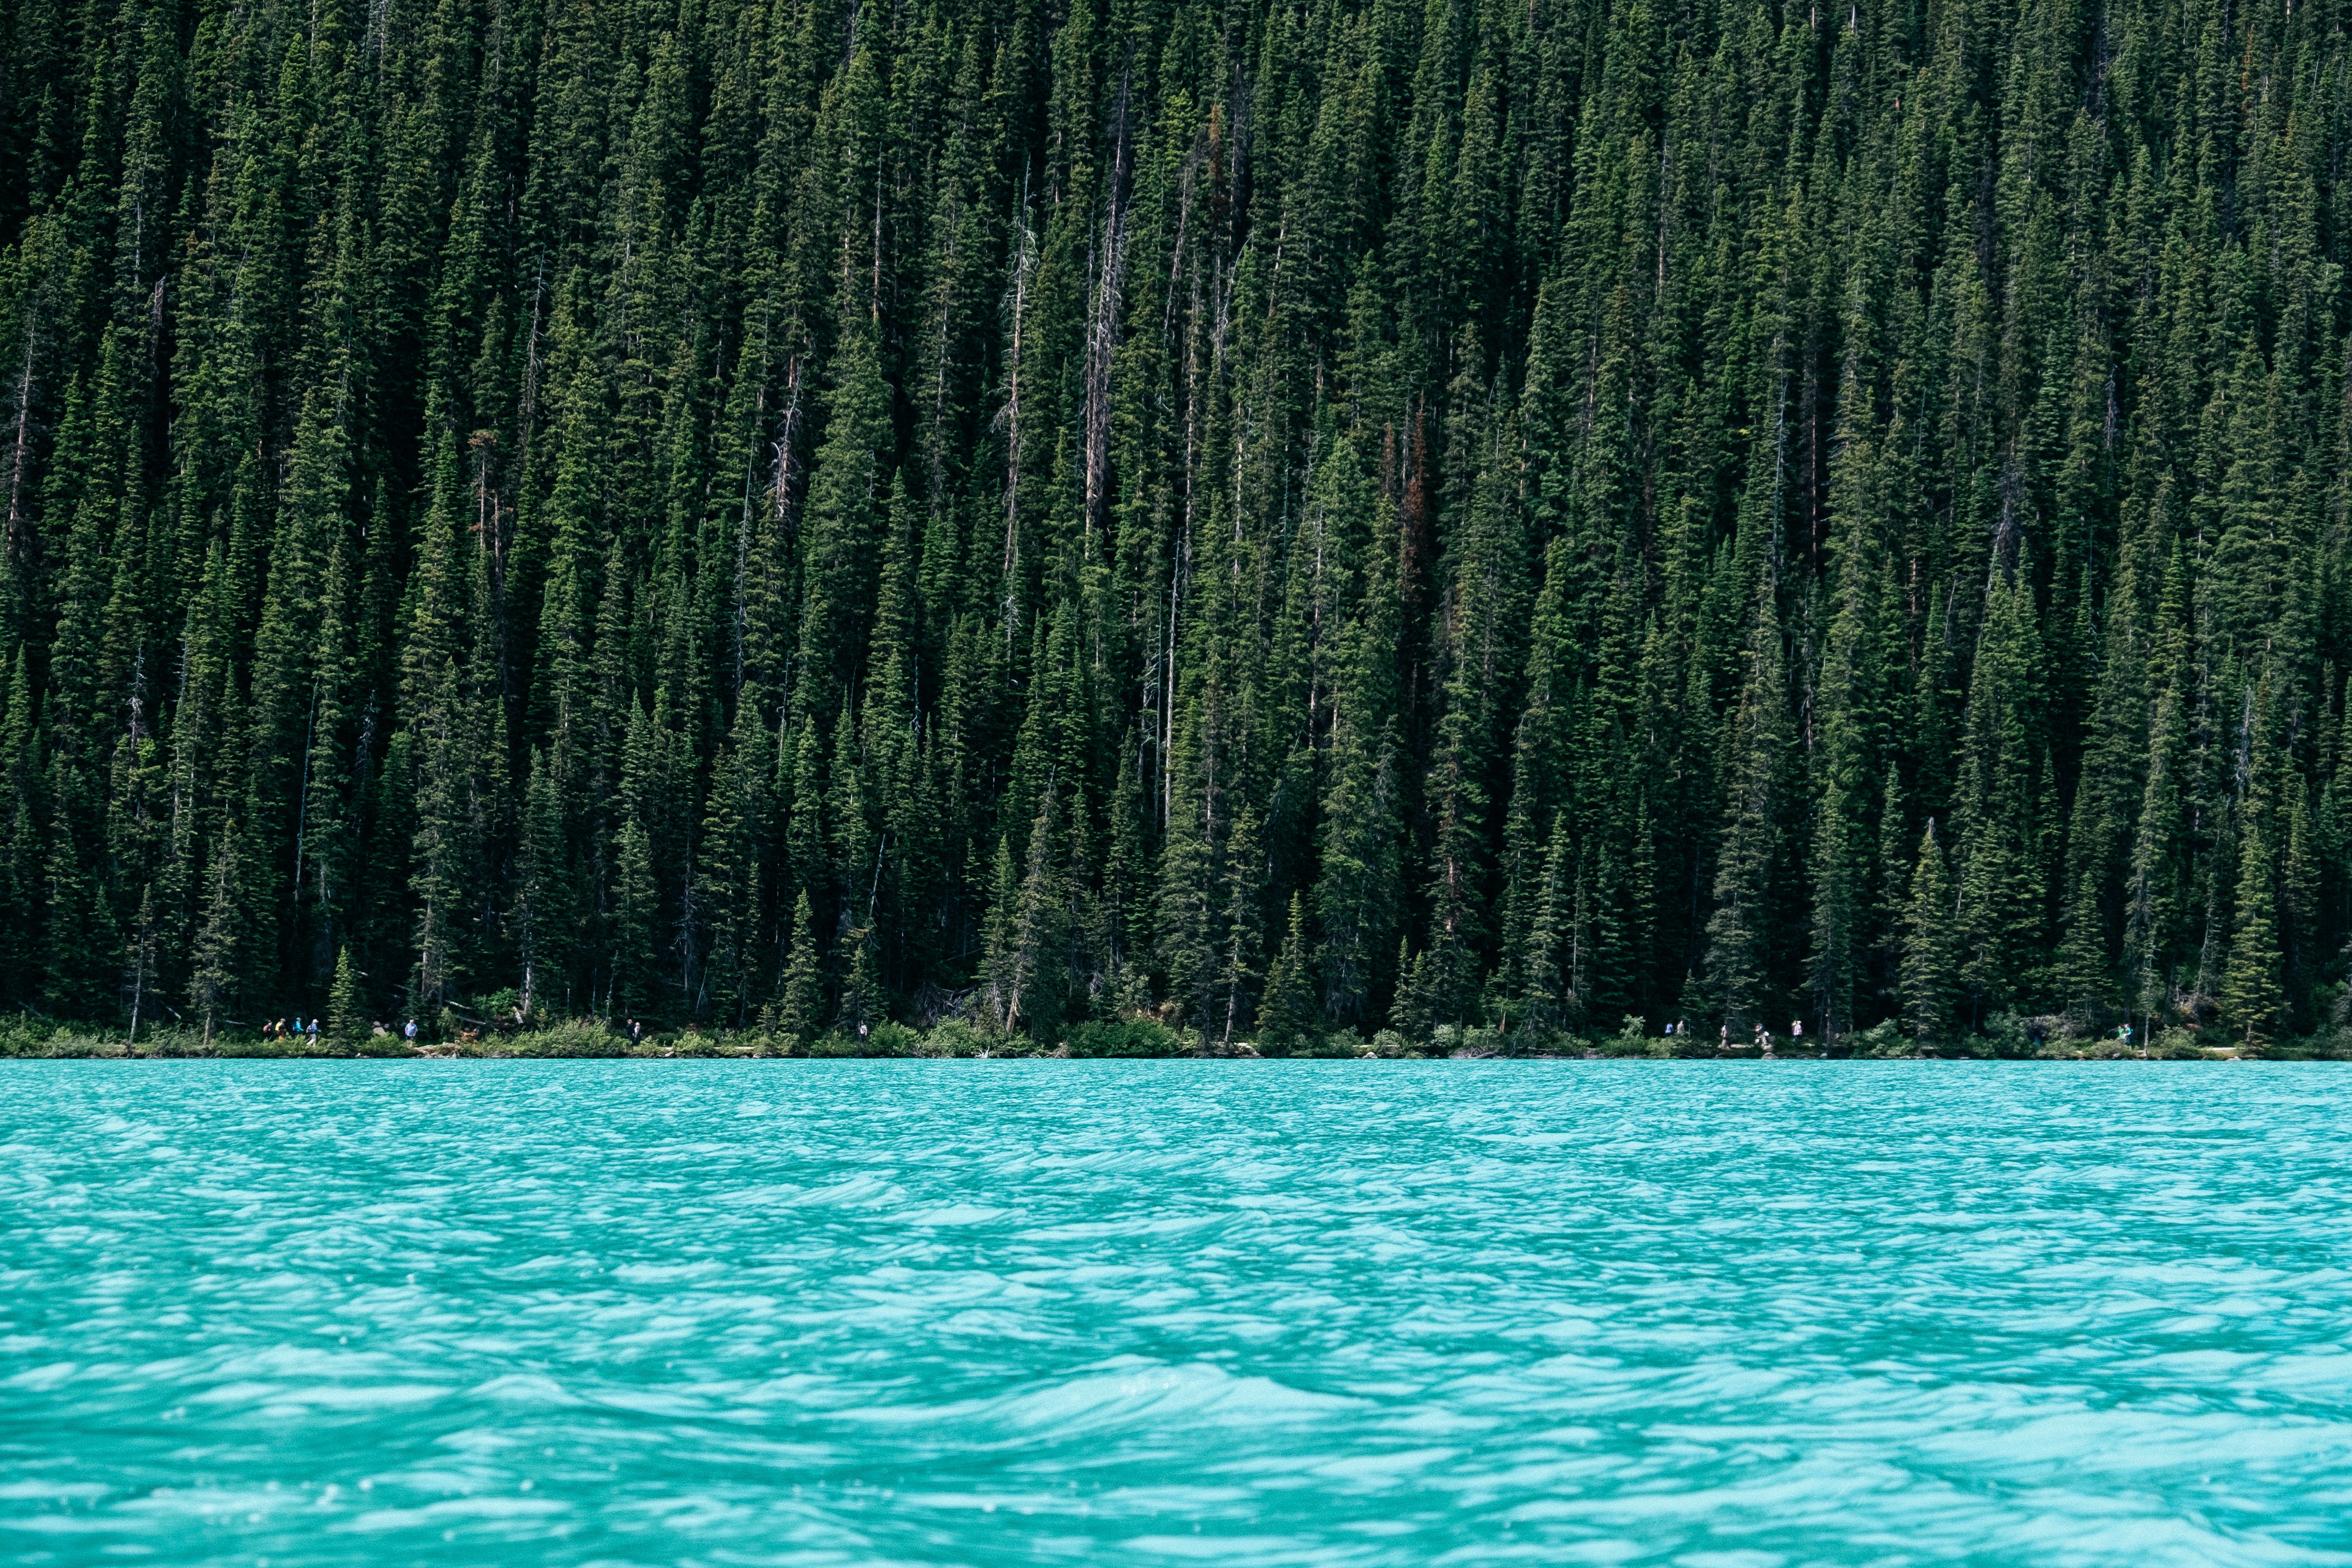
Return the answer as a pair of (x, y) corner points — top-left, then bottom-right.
(403, 1018), (418, 1043)
(306, 1017), (319, 1041)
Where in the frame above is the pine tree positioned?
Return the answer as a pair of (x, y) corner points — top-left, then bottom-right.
(2220, 809), (2283, 1053)
(189, 826), (239, 1049)
(1704, 575), (1787, 1033)
(1901, 823), (1957, 1048)
(989, 784), (1071, 1042)
(515, 748), (571, 1019)
(837, 924), (883, 1037)
(777, 890), (825, 1044)
(1258, 891), (1315, 1053)
(795, 330), (894, 724)
(1214, 805), (1267, 1049)
(327, 946), (364, 1043)
(612, 816), (661, 1019)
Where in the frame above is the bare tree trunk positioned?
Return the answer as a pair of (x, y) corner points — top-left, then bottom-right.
(5, 325), (35, 592)
(1001, 197), (1037, 648)
(1084, 71), (1134, 541)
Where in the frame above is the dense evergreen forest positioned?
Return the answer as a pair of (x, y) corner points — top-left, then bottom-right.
(1, 0), (2350, 1051)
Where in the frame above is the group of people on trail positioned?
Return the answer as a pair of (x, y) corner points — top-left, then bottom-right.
(259, 1015), (429, 1044)
(1658, 1018), (1804, 1053)
(1727, 1021), (1797, 1055)
(254, 1014), (647, 1049)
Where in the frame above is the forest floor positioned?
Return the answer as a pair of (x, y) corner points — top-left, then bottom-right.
(1, 1019), (2330, 1062)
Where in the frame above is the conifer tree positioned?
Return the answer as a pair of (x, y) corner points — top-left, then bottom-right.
(1258, 891), (1315, 1053)
(2221, 810), (2284, 1053)
(612, 817), (661, 1018)
(778, 890), (825, 1043)
(515, 749), (570, 1018)
(189, 826), (238, 1048)
(327, 947), (364, 1043)
(1704, 576), (1787, 1033)
(988, 784), (1071, 1042)
(1901, 823), (1957, 1048)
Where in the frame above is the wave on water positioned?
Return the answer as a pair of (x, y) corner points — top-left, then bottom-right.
(3, 1060), (2350, 1567)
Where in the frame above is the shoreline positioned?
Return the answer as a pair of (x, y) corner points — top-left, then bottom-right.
(1, 1042), (2317, 1063)
(5, 1014), (2322, 1063)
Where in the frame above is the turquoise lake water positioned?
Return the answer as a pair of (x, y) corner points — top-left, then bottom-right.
(3, 1061), (2350, 1567)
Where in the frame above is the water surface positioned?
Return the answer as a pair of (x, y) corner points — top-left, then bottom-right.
(4, 1060), (2349, 1566)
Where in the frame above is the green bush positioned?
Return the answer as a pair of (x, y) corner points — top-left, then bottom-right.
(1981, 1012), (2035, 1058)
(768, 1019), (917, 1056)
(2082, 1029), (2137, 1059)
(37, 1027), (120, 1058)
(1299, 1027), (1365, 1058)
(133, 1026), (221, 1057)
(1507, 1024), (1579, 1056)
(351, 1032), (419, 1058)
(1851, 1019), (1915, 1058)
(918, 1018), (984, 1056)
(1459, 1025), (1507, 1057)
(501, 1020), (629, 1057)
(1067, 1017), (1187, 1057)
(2151, 1028), (2213, 1059)
(212, 1034), (314, 1058)
(2301, 1029), (2352, 1061)
(1601, 1015), (1666, 1057)
(1670, 1028), (1721, 1058)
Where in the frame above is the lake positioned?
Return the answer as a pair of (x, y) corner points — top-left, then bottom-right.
(3, 1060), (2348, 1566)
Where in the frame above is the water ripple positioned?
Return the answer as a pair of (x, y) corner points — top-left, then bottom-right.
(3, 1060), (2350, 1565)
